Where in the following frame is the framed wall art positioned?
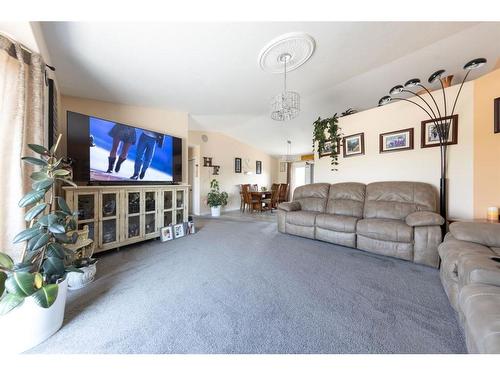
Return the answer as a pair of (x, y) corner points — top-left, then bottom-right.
(343, 133), (365, 157)
(495, 97), (500, 134)
(319, 141), (340, 157)
(256, 160), (262, 174)
(235, 157), (242, 173)
(379, 128), (414, 153)
(421, 115), (458, 148)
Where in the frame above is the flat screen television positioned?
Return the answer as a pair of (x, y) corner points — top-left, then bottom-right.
(67, 111), (182, 184)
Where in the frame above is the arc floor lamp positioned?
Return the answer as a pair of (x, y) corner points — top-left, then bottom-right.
(378, 57), (487, 226)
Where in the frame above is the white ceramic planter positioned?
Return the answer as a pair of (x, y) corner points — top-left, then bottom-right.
(0, 278), (68, 354)
(211, 205), (221, 217)
(67, 263), (97, 290)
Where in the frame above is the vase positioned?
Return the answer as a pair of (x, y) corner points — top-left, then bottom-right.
(211, 206), (221, 217)
(0, 277), (68, 354)
(67, 263), (97, 290)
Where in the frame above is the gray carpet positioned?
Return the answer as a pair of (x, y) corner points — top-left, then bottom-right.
(29, 218), (466, 354)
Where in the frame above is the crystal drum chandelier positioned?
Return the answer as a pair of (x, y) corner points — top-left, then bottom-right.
(258, 32), (315, 122)
(271, 53), (300, 121)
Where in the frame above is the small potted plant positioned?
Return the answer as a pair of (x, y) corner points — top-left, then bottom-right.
(207, 179), (228, 217)
(65, 225), (97, 290)
(0, 135), (80, 353)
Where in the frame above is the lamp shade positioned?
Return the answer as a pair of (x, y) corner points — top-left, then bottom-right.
(389, 85), (404, 95)
(464, 57), (487, 70)
(378, 96), (392, 106)
(428, 69), (446, 84)
(404, 78), (421, 88)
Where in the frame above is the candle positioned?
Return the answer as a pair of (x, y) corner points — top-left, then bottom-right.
(487, 207), (499, 222)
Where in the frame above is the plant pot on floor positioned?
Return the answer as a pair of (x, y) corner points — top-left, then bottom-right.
(0, 277), (68, 354)
(211, 206), (221, 217)
(67, 263), (97, 290)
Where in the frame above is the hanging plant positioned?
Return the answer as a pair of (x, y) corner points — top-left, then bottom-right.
(313, 114), (342, 170)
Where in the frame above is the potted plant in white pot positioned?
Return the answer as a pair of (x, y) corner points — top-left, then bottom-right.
(66, 224), (97, 290)
(207, 179), (228, 217)
(0, 135), (80, 353)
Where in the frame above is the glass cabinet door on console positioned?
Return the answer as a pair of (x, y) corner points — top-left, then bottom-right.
(143, 190), (158, 238)
(125, 190), (142, 240)
(99, 191), (120, 247)
(175, 189), (186, 224)
(75, 192), (98, 243)
(162, 189), (174, 227)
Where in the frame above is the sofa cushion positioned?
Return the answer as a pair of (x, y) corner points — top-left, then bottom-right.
(450, 222), (500, 249)
(406, 211), (444, 227)
(316, 214), (358, 233)
(459, 284), (500, 353)
(292, 183), (330, 213)
(325, 182), (365, 218)
(357, 218), (413, 243)
(364, 181), (437, 220)
(278, 201), (301, 212)
(285, 211), (319, 227)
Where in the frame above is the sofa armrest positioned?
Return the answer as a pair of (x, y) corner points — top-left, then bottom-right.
(406, 211), (445, 227)
(278, 201), (301, 212)
(450, 222), (500, 248)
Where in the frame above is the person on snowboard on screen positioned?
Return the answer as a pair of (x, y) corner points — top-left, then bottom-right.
(106, 123), (137, 173)
(130, 130), (164, 180)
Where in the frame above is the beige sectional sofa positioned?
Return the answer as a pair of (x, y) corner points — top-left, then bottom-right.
(277, 181), (444, 268)
(438, 222), (500, 353)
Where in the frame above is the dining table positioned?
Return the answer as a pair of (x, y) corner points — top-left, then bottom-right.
(250, 190), (272, 211)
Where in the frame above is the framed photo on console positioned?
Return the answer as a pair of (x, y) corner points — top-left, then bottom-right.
(160, 225), (173, 242)
(421, 115), (458, 148)
(343, 133), (365, 157)
(173, 223), (185, 239)
(495, 97), (500, 134)
(379, 128), (414, 153)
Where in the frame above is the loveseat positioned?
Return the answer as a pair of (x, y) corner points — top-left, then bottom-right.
(438, 222), (500, 353)
(277, 181), (444, 268)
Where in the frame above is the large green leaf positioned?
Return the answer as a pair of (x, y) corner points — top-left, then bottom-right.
(32, 178), (54, 191)
(56, 196), (72, 215)
(30, 171), (49, 181)
(24, 203), (48, 222)
(38, 213), (58, 226)
(0, 293), (24, 315)
(21, 156), (48, 166)
(54, 232), (77, 244)
(31, 284), (58, 308)
(0, 252), (14, 269)
(0, 272), (6, 296)
(53, 169), (70, 177)
(56, 177), (77, 188)
(5, 272), (36, 297)
(18, 189), (46, 208)
(27, 144), (49, 155)
(13, 227), (42, 244)
(48, 224), (66, 234)
(42, 257), (65, 278)
(33, 233), (51, 251)
(46, 243), (65, 259)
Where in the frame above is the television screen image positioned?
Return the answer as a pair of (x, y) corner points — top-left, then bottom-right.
(89, 117), (174, 182)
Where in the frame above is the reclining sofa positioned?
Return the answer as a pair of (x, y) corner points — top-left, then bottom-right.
(277, 181), (444, 268)
(439, 222), (500, 353)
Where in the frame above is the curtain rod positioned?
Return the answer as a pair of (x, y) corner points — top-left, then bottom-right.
(0, 32), (56, 72)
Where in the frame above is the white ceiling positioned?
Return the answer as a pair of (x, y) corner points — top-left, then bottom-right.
(40, 22), (500, 156)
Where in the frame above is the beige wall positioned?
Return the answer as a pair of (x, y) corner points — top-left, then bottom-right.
(189, 130), (279, 215)
(473, 67), (500, 218)
(314, 82), (474, 219)
(60, 95), (189, 183)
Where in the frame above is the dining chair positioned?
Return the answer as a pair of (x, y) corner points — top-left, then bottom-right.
(278, 183), (289, 203)
(242, 184), (260, 212)
(262, 185), (280, 212)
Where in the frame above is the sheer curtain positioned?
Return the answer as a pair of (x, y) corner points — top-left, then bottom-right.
(0, 34), (45, 261)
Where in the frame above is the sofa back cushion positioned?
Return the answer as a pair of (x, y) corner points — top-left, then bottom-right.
(364, 181), (437, 220)
(325, 182), (366, 218)
(292, 183), (330, 212)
